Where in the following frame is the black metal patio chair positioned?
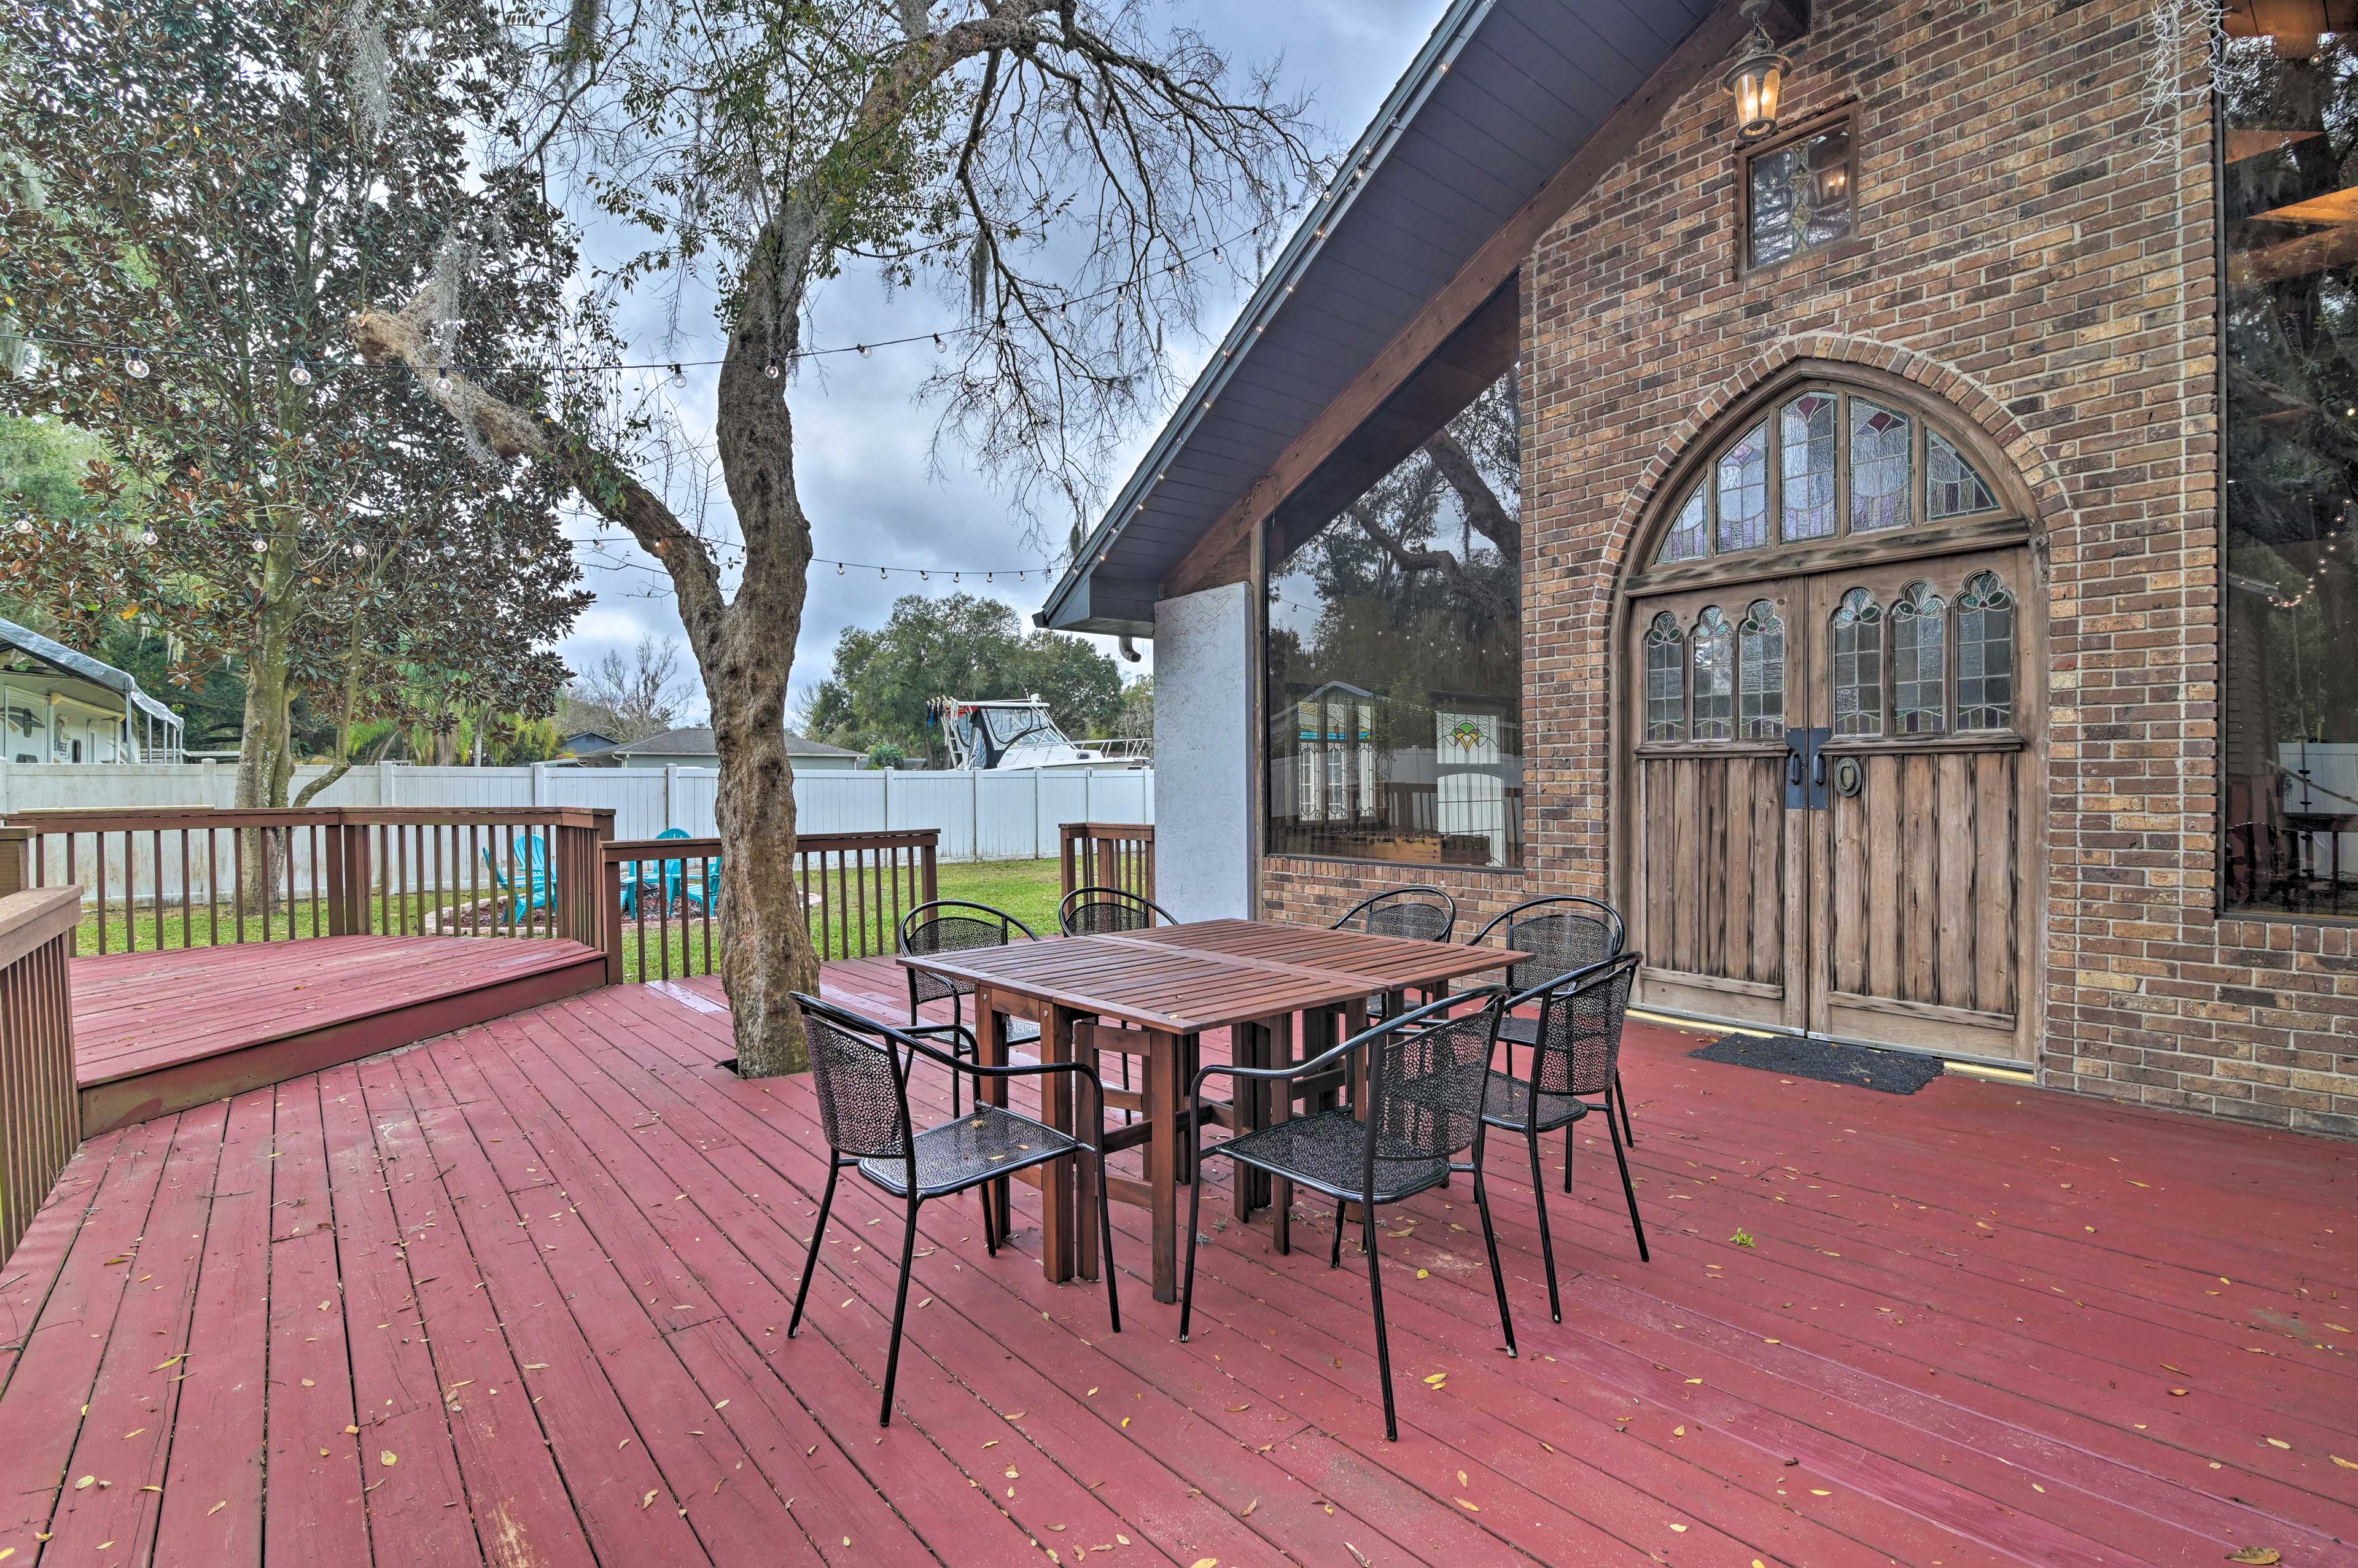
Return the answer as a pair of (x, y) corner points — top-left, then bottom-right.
(898, 899), (1042, 1116)
(1468, 895), (1638, 1149)
(1180, 990), (1515, 1442)
(1334, 885), (1458, 1021)
(785, 993), (1119, 1427)
(1490, 952), (1648, 1321)
(1057, 886), (1180, 1123)
(1332, 884), (1458, 944)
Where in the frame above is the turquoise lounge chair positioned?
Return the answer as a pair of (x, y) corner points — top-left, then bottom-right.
(482, 833), (553, 926)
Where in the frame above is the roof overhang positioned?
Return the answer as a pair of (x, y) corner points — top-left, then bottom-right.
(1038, 0), (1791, 637)
(0, 617), (182, 728)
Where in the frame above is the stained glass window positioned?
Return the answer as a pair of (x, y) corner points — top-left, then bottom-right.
(1738, 600), (1786, 740)
(1745, 120), (1854, 271)
(1926, 429), (1998, 519)
(1780, 393), (1838, 541)
(1658, 483), (1707, 563)
(1956, 572), (2015, 729)
(1892, 581), (1948, 735)
(1716, 424), (1770, 553)
(1831, 588), (1883, 737)
(1644, 612), (1686, 741)
(1692, 607), (1735, 741)
(1850, 400), (1912, 531)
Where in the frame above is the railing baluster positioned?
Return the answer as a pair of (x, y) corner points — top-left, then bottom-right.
(284, 825), (297, 940)
(206, 831), (219, 947)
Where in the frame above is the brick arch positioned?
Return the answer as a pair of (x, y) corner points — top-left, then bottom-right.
(1606, 336), (2073, 581)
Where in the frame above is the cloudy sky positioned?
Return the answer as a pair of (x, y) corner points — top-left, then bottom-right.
(558, 0), (1454, 723)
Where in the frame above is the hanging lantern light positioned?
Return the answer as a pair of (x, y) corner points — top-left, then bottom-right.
(1722, 0), (1792, 143)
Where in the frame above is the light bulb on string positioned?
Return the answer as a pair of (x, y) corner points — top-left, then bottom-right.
(11, 519), (29, 535)
(856, 343), (871, 357)
(125, 351), (150, 379)
(669, 363), (684, 385)
(836, 561), (844, 575)
(288, 359), (312, 386)
(932, 335), (945, 349)
(879, 566), (887, 578)
(435, 368), (453, 395)
(249, 538), (268, 553)
(765, 356), (782, 379)
(139, 530), (157, 546)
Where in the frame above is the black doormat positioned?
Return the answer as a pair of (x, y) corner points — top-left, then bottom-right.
(1685, 1033), (1946, 1095)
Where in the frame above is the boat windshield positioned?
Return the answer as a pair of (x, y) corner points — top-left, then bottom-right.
(980, 705), (1068, 749)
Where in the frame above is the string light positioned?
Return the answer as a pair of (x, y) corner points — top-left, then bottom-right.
(20, 216), (1283, 382)
(765, 356), (782, 379)
(435, 368), (453, 395)
(125, 351), (149, 379)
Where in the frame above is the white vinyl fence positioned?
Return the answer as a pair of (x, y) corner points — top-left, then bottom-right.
(0, 759), (1152, 863)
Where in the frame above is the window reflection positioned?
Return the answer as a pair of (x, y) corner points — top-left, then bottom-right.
(1267, 340), (1522, 867)
(2222, 25), (2358, 915)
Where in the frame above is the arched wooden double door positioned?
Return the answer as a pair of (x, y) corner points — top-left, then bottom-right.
(1619, 375), (2043, 1064)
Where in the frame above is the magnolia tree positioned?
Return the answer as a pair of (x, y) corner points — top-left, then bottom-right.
(0, 0), (591, 815)
(355, 1), (1320, 1073)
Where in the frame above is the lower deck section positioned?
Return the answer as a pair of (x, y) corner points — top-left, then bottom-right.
(71, 936), (607, 1134)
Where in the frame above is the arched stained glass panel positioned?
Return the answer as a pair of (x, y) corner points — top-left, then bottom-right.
(1831, 588), (1883, 737)
(1738, 600), (1786, 739)
(1658, 484), (1707, 564)
(1716, 425), (1770, 553)
(1927, 430), (1998, 519)
(1780, 393), (1838, 541)
(1850, 400), (1913, 532)
(1692, 607), (1735, 740)
(1644, 612), (1686, 740)
(1892, 581), (1947, 735)
(1956, 571), (2015, 729)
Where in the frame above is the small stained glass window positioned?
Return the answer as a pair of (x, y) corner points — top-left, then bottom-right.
(1658, 483), (1707, 564)
(1716, 424), (1770, 553)
(1956, 571), (2015, 729)
(1831, 588), (1883, 737)
(1738, 599), (1786, 740)
(1892, 581), (1948, 735)
(1746, 120), (1854, 271)
(1692, 607), (1735, 741)
(1644, 612), (1686, 740)
(1926, 429), (1998, 519)
(1780, 393), (1837, 541)
(1850, 400), (1912, 532)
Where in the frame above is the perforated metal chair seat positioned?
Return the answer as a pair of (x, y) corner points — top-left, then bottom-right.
(1207, 1108), (1456, 1205)
(1479, 1070), (1589, 1136)
(856, 1104), (1081, 1200)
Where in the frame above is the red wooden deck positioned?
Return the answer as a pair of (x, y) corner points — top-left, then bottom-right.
(2, 955), (2352, 1567)
(70, 936), (607, 1135)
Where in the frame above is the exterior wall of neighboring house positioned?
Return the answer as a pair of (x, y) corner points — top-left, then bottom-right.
(1248, 2), (2358, 1134)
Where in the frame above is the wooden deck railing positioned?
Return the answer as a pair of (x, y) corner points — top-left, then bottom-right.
(3, 806), (615, 955)
(1059, 821), (1156, 905)
(0, 885), (80, 1267)
(601, 829), (938, 985)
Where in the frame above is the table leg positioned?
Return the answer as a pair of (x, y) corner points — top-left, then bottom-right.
(1144, 1026), (1181, 1304)
(1041, 1003), (1075, 1285)
(978, 985), (1013, 1236)
(1269, 1011), (1294, 1256)
(1229, 1019), (1261, 1225)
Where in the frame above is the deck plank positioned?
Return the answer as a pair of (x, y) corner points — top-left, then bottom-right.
(2, 961), (2353, 1568)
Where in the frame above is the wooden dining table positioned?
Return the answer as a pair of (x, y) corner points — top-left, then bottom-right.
(898, 918), (1527, 1302)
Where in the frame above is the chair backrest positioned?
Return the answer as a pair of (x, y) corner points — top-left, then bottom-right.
(512, 833), (552, 879)
(1514, 951), (1641, 1103)
(898, 899), (1037, 1005)
(1059, 885), (1178, 936)
(1333, 885), (1458, 945)
(792, 994), (917, 1176)
(1472, 895), (1624, 990)
(1356, 990), (1505, 1190)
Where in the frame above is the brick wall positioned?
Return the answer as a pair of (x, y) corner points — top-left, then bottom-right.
(1258, 0), (2357, 1136)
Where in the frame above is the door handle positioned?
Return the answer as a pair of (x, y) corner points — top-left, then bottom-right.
(1811, 750), (1827, 790)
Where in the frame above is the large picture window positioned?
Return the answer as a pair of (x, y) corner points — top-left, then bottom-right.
(1266, 286), (1522, 866)
(2222, 23), (2358, 917)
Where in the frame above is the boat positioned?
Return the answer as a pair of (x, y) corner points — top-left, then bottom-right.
(927, 695), (1149, 770)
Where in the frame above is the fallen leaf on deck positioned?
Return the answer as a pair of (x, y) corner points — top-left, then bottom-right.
(2225, 1550), (2282, 1566)
(207, 1502), (227, 1517)
(379, 1451), (398, 1467)
(2333, 1455), (2357, 1470)
(1455, 1498), (1479, 1513)
(1729, 1228), (1755, 1247)
(2265, 1438), (2290, 1450)
(1240, 1500), (1258, 1516)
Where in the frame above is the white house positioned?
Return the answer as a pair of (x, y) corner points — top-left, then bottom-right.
(0, 618), (184, 764)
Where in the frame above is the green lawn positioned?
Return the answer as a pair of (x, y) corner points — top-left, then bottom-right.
(935, 856), (1064, 935)
(64, 855), (1069, 984)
